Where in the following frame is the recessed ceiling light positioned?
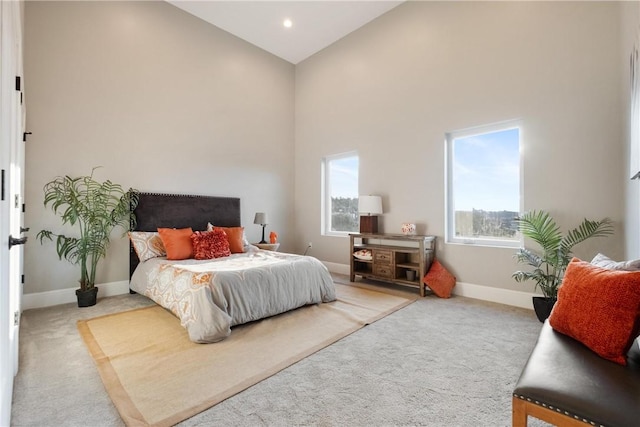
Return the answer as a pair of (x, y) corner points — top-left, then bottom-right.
(283, 19), (293, 28)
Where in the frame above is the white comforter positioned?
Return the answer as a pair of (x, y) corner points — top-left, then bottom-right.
(130, 250), (336, 343)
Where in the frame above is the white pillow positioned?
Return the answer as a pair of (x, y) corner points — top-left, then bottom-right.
(128, 231), (166, 262)
(590, 253), (640, 271)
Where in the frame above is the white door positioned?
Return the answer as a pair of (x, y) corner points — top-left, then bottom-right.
(1, 1), (25, 424)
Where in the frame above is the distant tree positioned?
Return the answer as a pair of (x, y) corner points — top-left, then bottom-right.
(331, 197), (358, 232)
(470, 208), (518, 238)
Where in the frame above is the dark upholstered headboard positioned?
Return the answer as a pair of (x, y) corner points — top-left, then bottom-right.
(129, 192), (241, 278)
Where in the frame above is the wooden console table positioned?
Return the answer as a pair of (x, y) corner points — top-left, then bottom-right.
(350, 233), (436, 297)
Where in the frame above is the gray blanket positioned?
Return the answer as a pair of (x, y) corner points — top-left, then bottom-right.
(130, 250), (336, 343)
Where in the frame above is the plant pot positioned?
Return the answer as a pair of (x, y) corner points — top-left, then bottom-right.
(76, 287), (98, 307)
(532, 296), (556, 323)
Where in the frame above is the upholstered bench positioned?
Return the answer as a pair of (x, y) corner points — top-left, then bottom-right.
(513, 321), (640, 427)
(512, 256), (640, 427)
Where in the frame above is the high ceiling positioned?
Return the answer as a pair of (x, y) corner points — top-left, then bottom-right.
(167, 1), (405, 64)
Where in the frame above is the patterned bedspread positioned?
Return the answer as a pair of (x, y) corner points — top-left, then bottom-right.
(130, 250), (336, 343)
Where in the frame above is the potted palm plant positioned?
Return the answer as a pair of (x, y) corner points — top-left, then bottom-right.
(36, 168), (139, 307)
(513, 210), (613, 322)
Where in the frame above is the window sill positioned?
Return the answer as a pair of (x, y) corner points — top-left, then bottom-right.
(446, 239), (520, 249)
(322, 231), (353, 238)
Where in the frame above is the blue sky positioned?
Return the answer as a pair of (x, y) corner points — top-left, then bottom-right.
(329, 156), (359, 198)
(328, 128), (519, 212)
(452, 127), (520, 212)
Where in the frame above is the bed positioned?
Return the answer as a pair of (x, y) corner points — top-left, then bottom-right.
(129, 192), (336, 343)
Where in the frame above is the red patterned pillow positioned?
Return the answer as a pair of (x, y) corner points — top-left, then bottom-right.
(549, 258), (640, 365)
(190, 230), (231, 260)
(423, 259), (456, 298)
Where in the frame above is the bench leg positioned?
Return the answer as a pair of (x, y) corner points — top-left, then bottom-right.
(513, 395), (591, 427)
(512, 396), (528, 427)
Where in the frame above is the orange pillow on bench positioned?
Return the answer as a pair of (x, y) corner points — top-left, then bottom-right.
(549, 258), (640, 365)
(423, 259), (456, 298)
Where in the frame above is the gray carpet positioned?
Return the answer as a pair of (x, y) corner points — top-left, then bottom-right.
(11, 276), (547, 426)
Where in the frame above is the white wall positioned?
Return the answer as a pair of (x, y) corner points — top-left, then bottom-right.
(621, 1), (640, 259)
(24, 1), (632, 300)
(24, 1), (295, 294)
(295, 1), (625, 293)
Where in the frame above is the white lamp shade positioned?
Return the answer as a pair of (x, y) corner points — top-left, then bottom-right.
(358, 195), (383, 215)
(253, 212), (268, 225)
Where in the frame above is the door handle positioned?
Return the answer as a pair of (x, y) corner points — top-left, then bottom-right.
(20, 227), (29, 233)
(8, 235), (27, 249)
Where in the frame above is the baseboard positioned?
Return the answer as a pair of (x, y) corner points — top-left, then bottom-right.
(322, 261), (350, 275)
(452, 281), (538, 310)
(24, 263), (349, 310)
(23, 265), (539, 311)
(22, 280), (130, 311)
(25, 261), (346, 311)
(323, 262), (538, 310)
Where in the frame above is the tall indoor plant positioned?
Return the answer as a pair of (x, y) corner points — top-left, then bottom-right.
(37, 168), (139, 307)
(513, 210), (613, 321)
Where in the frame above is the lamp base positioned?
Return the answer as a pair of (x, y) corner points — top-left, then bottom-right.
(360, 216), (378, 234)
(259, 225), (267, 244)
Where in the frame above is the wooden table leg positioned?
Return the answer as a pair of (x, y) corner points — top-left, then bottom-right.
(512, 396), (528, 427)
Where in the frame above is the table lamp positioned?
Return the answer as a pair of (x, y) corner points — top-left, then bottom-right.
(254, 212), (268, 243)
(358, 195), (382, 233)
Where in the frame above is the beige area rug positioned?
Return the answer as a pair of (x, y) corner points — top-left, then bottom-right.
(77, 283), (416, 427)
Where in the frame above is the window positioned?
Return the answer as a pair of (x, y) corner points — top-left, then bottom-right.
(446, 121), (521, 247)
(322, 152), (359, 235)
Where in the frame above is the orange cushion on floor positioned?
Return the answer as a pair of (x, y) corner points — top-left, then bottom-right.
(549, 258), (640, 365)
(423, 259), (456, 298)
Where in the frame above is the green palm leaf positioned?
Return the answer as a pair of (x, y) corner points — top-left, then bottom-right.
(516, 211), (562, 254)
(37, 168), (139, 291)
(560, 218), (613, 254)
(513, 210), (612, 299)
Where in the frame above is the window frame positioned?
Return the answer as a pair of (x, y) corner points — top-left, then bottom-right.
(321, 151), (359, 237)
(445, 120), (523, 248)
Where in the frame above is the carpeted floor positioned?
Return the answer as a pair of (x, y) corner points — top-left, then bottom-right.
(78, 284), (415, 426)
(11, 276), (548, 426)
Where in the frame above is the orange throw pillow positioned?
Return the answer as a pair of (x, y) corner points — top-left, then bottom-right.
(157, 227), (194, 260)
(213, 226), (245, 253)
(423, 259), (456, 298)
(549, 258), (640, 365)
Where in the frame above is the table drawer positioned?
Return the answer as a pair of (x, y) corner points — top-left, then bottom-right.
(374, 250), (392, 264)
(374, 264), (393, 278)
